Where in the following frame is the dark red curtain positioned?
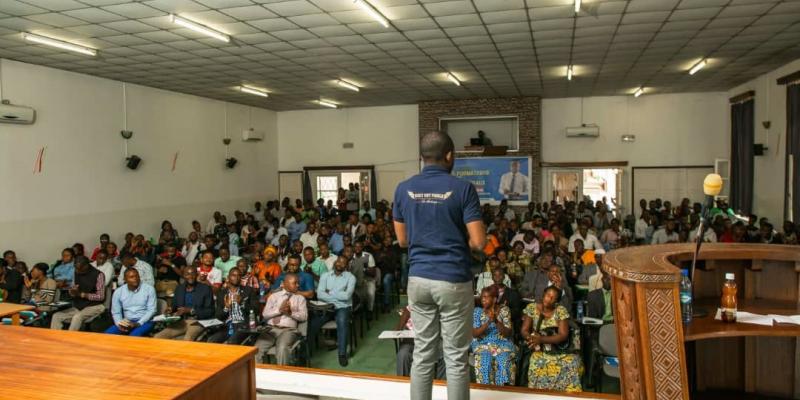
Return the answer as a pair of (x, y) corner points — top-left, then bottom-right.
(788, 84), (800, 221)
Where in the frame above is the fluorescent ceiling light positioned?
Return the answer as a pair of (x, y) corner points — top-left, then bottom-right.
(22, 33), (96, 56)
(354, 0), (389, 28)
(567, 65), (573, 81)
(170, 14), (229, 43)
(446, 73), (461, 86)
(621, 134), (636, 142)
(318, 100), (338, 109)
(240, 85), (268, 98)
(689, 60), (707, 75)
(634, 87), (644, 97)
(337, 79), (360, 92)
(575, 0), (581, 13)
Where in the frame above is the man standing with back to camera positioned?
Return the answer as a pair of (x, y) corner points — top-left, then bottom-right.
(394, 131), (486, 400)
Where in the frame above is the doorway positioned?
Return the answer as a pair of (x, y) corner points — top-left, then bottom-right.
(547, 168), (623, 211)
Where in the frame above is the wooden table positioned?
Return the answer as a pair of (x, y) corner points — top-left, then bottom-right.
(0, 302), (34, 325)
(0, 325), (256, 399)
(684, 298), (800, 341)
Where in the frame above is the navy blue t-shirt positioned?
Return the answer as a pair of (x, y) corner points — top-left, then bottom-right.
(393, 165), (482, 283)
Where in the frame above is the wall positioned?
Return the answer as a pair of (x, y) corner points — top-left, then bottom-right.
(0, 59), (277, 263)
(727, 58), (800, 224)
(419, 97), (542, 201)
(276, 105), (419, 202)
(542, 92), (730, 214)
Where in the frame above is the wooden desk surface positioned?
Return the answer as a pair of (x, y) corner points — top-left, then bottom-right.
(0, 302), (35, 316)
(684, 298), (800, 341)
(0, 325), (256, 399)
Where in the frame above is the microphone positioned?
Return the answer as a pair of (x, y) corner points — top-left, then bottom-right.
(689, 174), (723, 318)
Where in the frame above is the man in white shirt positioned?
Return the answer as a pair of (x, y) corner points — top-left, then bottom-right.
(635, 210), (650, 244)
(497, 199), (516, 222)
(317, 243), (338, 272)
(299, 222), (320, 252)
(498, 160), (529, 199)
(92, 250), (115, 288)
(651, 219), (680, 244)
(568, 223), (602, 253)
(118, 253), (155, 287)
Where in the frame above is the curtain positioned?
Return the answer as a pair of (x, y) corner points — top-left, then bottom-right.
(730, 99), (755, 214)
(789, 84), (800, 221)
(302, 169), (312, 204)
(369, 167), (378, 206)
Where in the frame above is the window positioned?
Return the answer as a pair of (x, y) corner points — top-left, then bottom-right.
(316, 175), (338, 205)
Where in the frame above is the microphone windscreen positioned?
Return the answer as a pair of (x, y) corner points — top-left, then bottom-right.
(703, 173), (723, 196)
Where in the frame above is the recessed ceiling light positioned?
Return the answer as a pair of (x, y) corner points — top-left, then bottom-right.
(22, 33), (96, 56)
(170, 14), (229, 43)
(240, 85), (268, 98)
(337, 79), (360, 92)
(634, 87), (644, 97)
(446, 73), (461, 86)
(574, 0), (581, 13)
(567, 65), (573, 81)
(318, 99), (338, 109)
(354, 0), (389, 28)
(689, 60), (707, 75)
(621, 134), (636, 142)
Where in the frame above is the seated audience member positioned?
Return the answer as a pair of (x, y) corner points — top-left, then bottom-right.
(328, 225), (345, 255)
(51, 248), (76, 288)
(651, 218), (679, 244)
(208, 268), (259, 344)
(155, 267), (214, 341)
(317, 242), (338, 272)
(118, 252), (155, 288)
(496, 247), (522, 285)
(106, 268), (157, 337)
(254, 248), (281, 287)
(197, 250), (223, 289)
(780, 221), (797, 244)
(312, 255), (357, 366)
(155, 243), (186, 295)
(214, 247), (241, 279)
(50, 256), (106, 331)
(568, 223), (601, 253)
(520, 264), (572, 309)
(395, 306), (447, 378)
(255, 273), (308, 365)
(600, 219), (622, 250)
(351, 241), (378, 316)
(238, 258), (260, 292)
(688, 214), (718, 243)
(374, 236), (399, 310)
(586, 274), (613, 323)
(182, 231), (202, 265)
(271, 254), (315, 299)
(490, 267), (522, 339)
(720, 221), (748, 243)
(577, 249), (605, 287)
(90, 233), (111, 261)
(287, 213), (307, 243)
(521, 286), (583, 392)
(510, 241), (533, 274)
(301, 247), (328, 285)
(299, 222), (320, 252)
(23, 263), (57, 305)
(0, 256), (24, 304)
(91, 250), (115, 289)
(472, 286), (516, 385)
(476, 257), (510, 295)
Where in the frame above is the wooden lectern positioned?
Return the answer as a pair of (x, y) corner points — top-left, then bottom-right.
(603, 243), (800, 400)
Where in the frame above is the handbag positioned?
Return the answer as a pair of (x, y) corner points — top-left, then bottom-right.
(533, 308), (577, 353)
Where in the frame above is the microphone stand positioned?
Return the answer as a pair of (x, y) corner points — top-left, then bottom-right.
(689, 217), (709, 318)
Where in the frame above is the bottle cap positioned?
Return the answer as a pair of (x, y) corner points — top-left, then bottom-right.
(681, 269), (689, 277)
(725, 273), (735, 280)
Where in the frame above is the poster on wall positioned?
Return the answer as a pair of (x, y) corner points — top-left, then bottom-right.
(452, 156), (532, 205)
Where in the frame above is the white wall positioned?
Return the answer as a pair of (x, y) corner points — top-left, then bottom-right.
(727, 58), (800, 224)
(276, 105), (419, 202)
(0, 59), (277, 262)
(542, 93), (730, 214)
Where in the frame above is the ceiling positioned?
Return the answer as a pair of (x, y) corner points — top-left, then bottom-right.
(0, 0), (799, 111)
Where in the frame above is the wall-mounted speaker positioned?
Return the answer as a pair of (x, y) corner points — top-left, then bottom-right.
(225, 157), (238, 169)
(126, 155), (142, 170)
(754, 144), (767, 156)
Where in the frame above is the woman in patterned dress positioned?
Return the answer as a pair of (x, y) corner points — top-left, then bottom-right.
(521, 285), (583, 392)
(471, 285), (516, 385)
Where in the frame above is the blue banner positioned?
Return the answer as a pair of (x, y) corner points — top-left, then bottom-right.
(452, 156), (532, 205)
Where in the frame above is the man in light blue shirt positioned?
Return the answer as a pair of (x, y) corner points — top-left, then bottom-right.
(329, 224), (345, 255)
(106, 268), (157, 337)
(287, 213), (307, 243)
(311, 256), (356, 367)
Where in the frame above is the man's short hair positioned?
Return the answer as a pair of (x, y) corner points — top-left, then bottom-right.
(74, 256), (90, 267)
(420, 131), (454, 162)
(288, 254), (302, 262)
(124, 267), (140, 277)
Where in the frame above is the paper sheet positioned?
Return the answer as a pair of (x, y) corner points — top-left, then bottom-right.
(769, 314), (800, 325)
(152, 314), (181, 323)
(714, 309), (774, 326)
(197, 318), (224, 328)
(378, 330), (415, 339)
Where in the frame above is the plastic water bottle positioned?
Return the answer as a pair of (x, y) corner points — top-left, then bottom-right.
(248, 310), (257, 330)
(680, 269), (693, 324)
(576, 301), (584, 321)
